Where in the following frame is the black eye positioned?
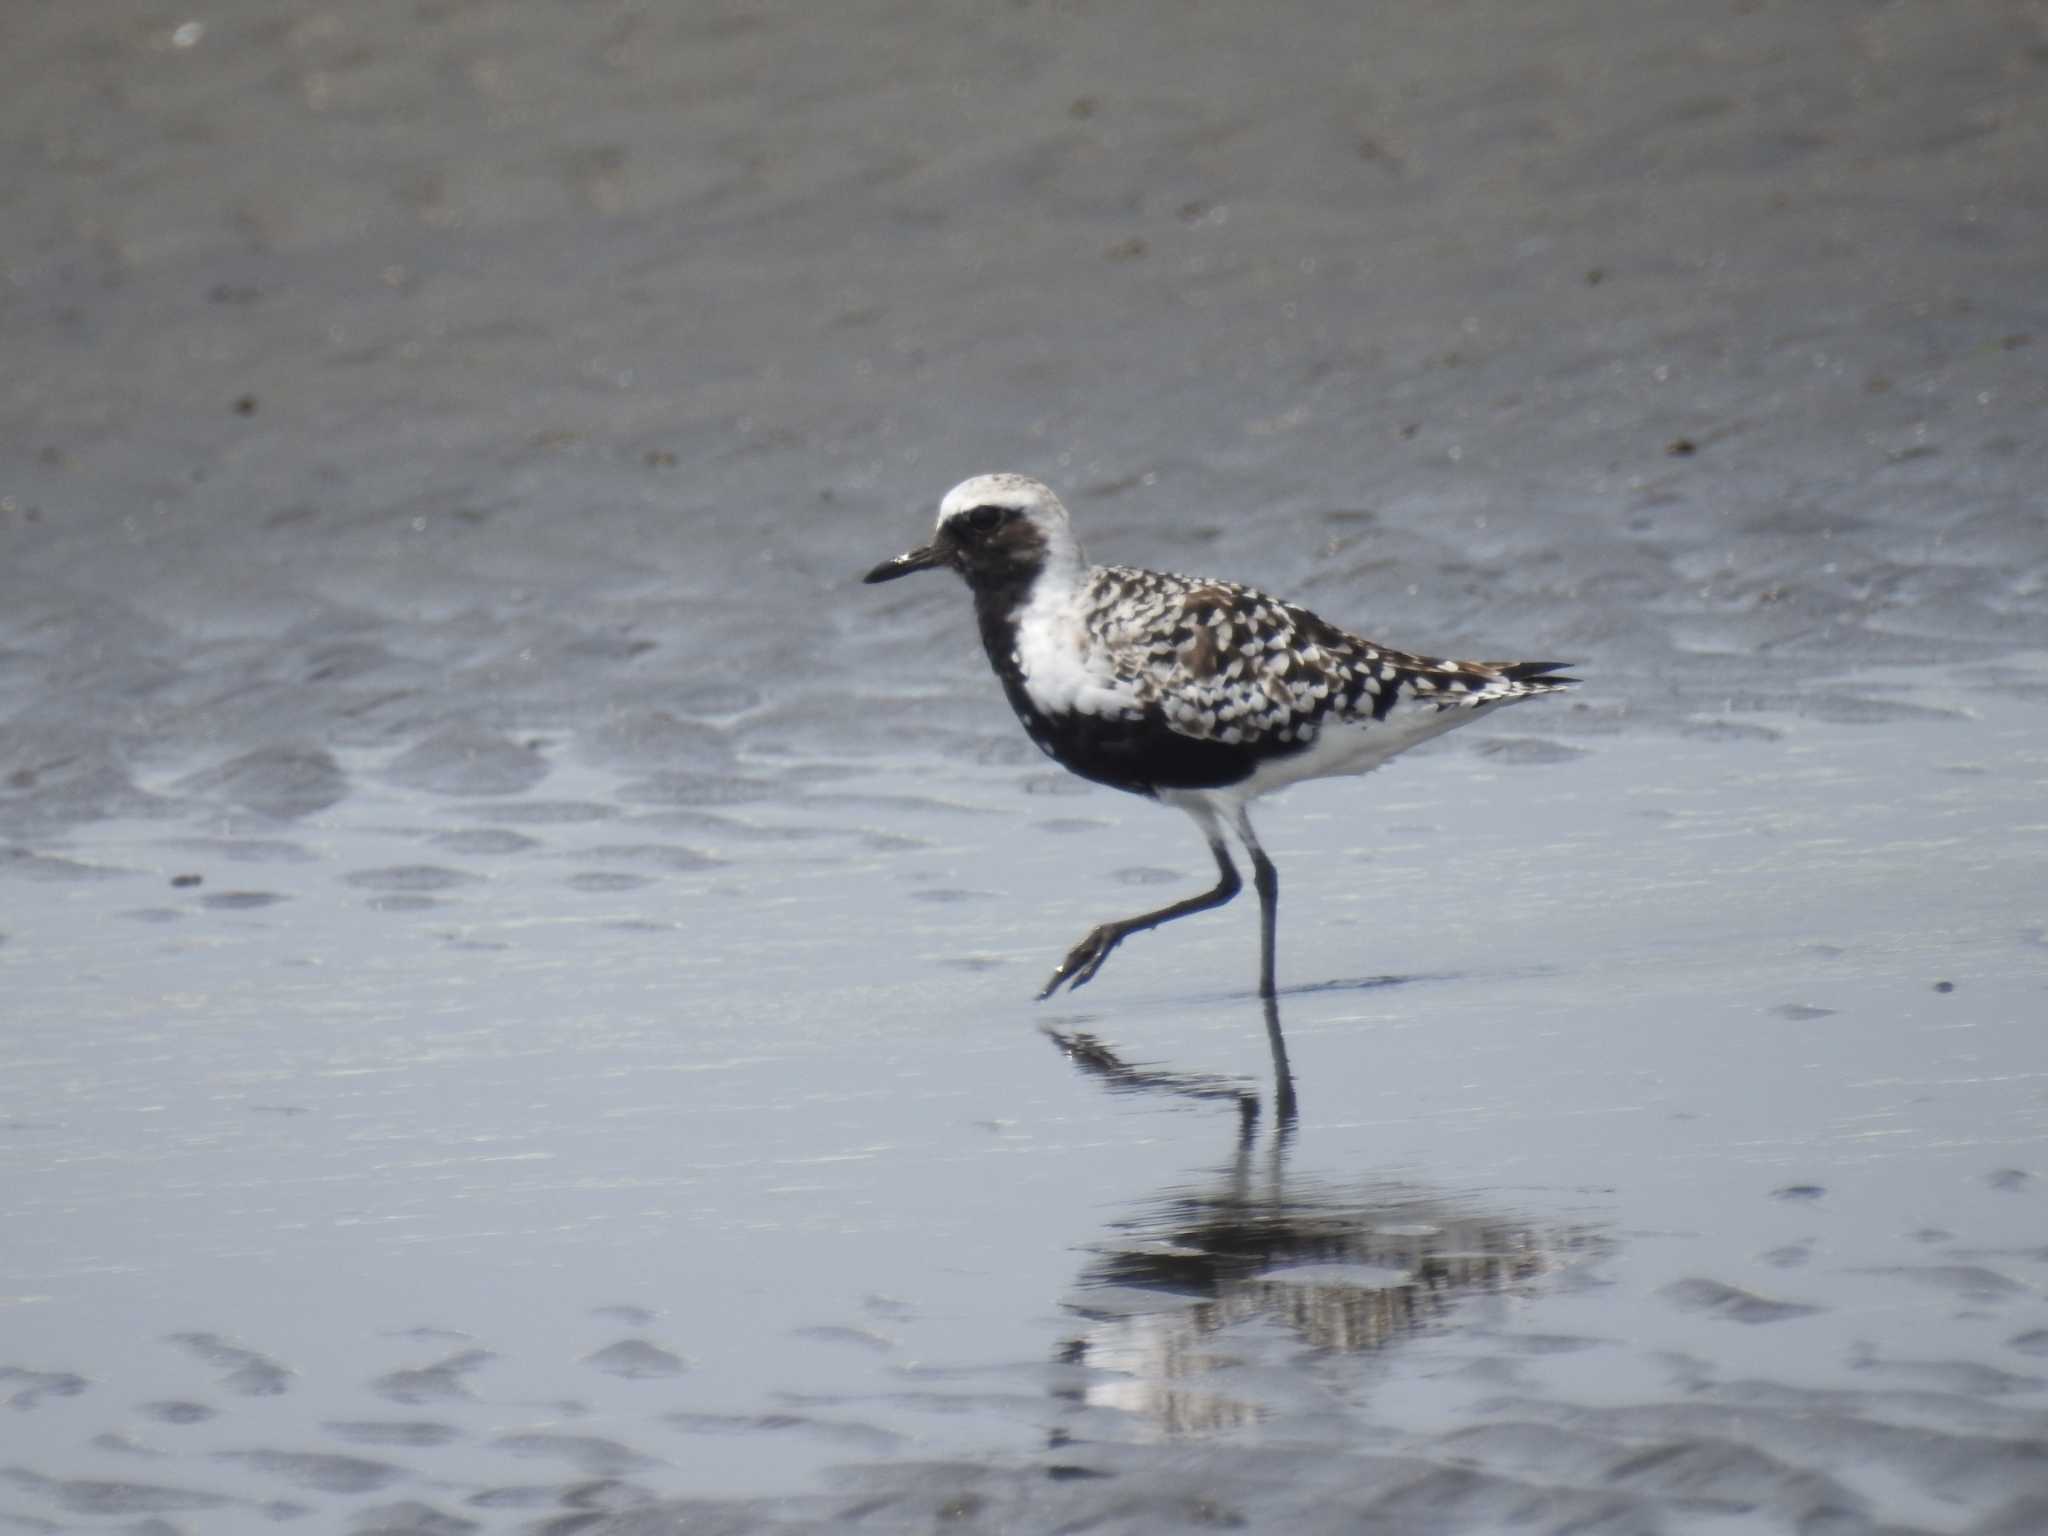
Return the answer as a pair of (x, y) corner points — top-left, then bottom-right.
(965, 505), (1005, 533)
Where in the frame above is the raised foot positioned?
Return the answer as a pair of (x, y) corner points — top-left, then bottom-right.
(1037, 923), (1125, 1000)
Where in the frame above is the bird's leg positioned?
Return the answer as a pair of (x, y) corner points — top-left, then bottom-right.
(1262, 993), (1297, 1125)
(1039, 835), (1240, 998)
(1235, 808), (1280, 1001)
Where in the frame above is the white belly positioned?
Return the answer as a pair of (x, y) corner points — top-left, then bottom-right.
(1231, 696), (1508, 804)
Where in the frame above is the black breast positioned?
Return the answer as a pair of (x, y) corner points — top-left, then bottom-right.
(1010, 695), (1274, 796)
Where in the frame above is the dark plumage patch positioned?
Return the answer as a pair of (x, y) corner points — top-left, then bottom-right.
(937, 506), (1049, 587)
(1007, 687), (1275, 797)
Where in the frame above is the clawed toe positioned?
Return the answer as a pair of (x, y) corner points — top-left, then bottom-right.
(1037, 925), (1122, 999)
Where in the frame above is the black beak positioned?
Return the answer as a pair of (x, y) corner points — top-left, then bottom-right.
(863, 544), (945, 583)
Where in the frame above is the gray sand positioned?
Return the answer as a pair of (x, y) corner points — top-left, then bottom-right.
(3, 1), (2045, 1531)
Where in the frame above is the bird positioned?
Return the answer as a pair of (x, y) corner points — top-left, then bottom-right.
(863, 473), (1576, 1000)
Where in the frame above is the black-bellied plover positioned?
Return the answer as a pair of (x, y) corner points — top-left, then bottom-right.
(864, 473), (1576, 1000)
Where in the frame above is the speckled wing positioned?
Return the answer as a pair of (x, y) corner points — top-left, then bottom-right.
(1082, 566), (1571, 750)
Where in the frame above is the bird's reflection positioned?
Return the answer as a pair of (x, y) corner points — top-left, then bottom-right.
(1043, 994), (1597, 1439)
(1047, 992), (1296, 1129)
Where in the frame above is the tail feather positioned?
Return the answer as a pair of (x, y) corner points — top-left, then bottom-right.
(1497, 659), (1579, 689)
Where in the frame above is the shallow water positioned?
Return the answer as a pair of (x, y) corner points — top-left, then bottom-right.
(4, 0), (2047, 1532)
(6, 684), (2045, 1531)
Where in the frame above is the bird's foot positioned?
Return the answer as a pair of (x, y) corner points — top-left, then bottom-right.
(1037, 924), (1124, 999)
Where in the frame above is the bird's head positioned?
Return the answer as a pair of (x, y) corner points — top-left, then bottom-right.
(863, 473), (1081, 592)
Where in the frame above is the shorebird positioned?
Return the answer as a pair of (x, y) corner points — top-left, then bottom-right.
(864, 474), (1575, 1000)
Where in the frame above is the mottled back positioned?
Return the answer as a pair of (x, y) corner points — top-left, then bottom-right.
(1081, 565), (1556, 753)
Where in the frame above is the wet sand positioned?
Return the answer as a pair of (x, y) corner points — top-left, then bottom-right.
(4, 1), (2046, 1532)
